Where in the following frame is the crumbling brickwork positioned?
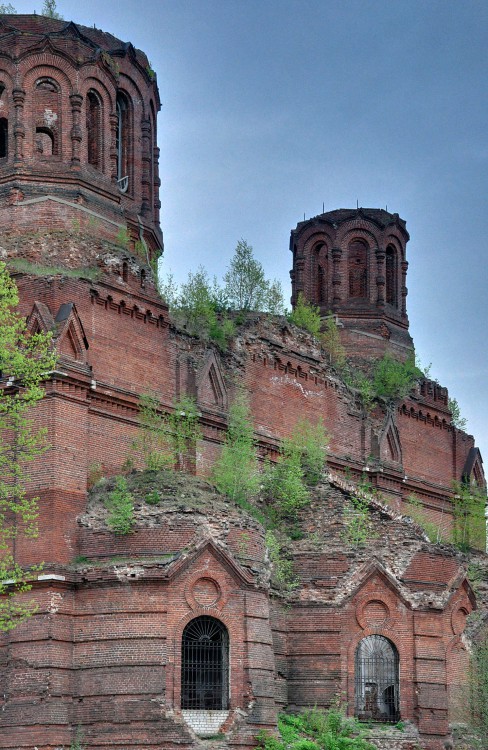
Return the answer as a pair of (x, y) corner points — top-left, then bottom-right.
(0, 13), (485, 750)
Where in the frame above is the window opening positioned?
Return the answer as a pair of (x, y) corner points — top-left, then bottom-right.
(181, 616), (229, 710)
(355, 635), (399, 722)
(385, 246), (397, 306)
(0, 118), (7, 159)
(116, 93), (129, 192)
(140, 268), (146, 288)
(348, 240), (368, 299)
(35, 127), (56, 156)
(122, 261), (128, 283)
(87, 91), (102, 170)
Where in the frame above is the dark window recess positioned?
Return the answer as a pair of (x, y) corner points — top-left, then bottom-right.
(348, 240), (368, 299)
(385, 246), (397, 306)
(355, 635), (400, 722)
(87, 91), (102, 170)
(122, 261), (128, 283)
(116, 93), (130, 192)
(0, 118), (7, 158)
(35, 127), (56, 156)
(181, 616), (229, 710)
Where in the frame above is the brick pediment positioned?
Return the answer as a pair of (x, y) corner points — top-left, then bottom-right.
(196, 351), (227, 410)
(54, 302), (88, 363)
(167, 538), (254, 588)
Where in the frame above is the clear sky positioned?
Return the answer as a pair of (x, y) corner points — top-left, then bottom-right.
(10, 0), (488, 465)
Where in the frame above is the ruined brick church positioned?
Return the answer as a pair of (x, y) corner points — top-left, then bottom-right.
(0, 13), (485, 750)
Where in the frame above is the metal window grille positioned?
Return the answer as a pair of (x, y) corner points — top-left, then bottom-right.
(355, 635), (400, 723)
(181, 616), (229, 710)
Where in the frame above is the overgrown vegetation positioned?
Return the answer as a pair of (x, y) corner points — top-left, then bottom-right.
(223, 239), (285, 314)
(343, 493), (374, 547)
(212, 391), (260, 504)
(0, 261), (56, 631)
(452, 481), (486, 552)
(8, 258), (100, 281)
(288, 293), (322, 337)
(160, 240), (285, 347)
(255, 708), (376, 750)
(263, 418), (328, 525)
(449, 396), (468, 431)
(404, 493), (445, 544)
(372, 353), (422, 401)
(42, 0), (62, 19)
(132, 393), (201, 473)
(469, 637), (488, 749)
(105, 476), (134, 534)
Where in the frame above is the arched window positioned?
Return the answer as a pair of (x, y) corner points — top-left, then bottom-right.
(34, 78), (60, 157)
(385, 245), (397, 306)
(0, 117), (7, 159)
(348, 239), (368, 299)
(86, 90), (102, 170)
(122, 261), (128, 283)
(181, 616), (229, 710)
(116, 92), (130, 192)
(313, 242), (327, 306)
(355, 635), (399, 722)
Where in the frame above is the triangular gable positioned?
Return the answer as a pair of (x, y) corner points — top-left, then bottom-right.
(462, 447), (485, 489)
(166, 538), (254, 587)
(54, 302), (88, 363)
(51, 21), (98, 48)
(26, 301), (56, 336)
(196, 351), (227, 409)
(379, 413), (402, 465)
(346, 558), (411, 609)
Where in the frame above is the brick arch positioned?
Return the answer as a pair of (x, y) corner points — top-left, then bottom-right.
(21, 63), (74, 161)
(170, 605), (245, 711)
(446, 635), (470, 722)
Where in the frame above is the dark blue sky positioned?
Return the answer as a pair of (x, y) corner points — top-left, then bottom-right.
(13, 0), (488, 462)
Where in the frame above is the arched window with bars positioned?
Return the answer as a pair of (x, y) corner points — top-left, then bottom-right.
(181, 616), (229, 710)
(355, 635), (400, 722)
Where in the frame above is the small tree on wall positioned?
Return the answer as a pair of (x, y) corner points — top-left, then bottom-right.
(0, 262), (56, 631)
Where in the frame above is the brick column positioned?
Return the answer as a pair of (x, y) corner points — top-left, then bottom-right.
(153, 145), (161, 225)
(375, 246), (385, 308)
(12, 87), (25, 163)
(70, 92), (83, 168)
(140, 116), (151, 216)
(401, 260), (408, 317)
(109, 110), (118, 184)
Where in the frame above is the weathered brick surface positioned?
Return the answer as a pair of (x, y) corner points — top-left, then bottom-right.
(0, 13), (485, 750)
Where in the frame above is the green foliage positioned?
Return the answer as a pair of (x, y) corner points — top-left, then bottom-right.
(87, 462), (104, 490)
(264, 449), (309, 524)
(105, 476), (134, 535)
(372, 354), (422, 401)
(8, 257), (100, 281)
(321, 315), (346, 369)
(343, 494), (372, 546)
(115, 226), (130, 248)
(165, 266), (235, 348)
(41, 0), (62, 19)
(404, 493), (445, 543)
(0, 262), (56, 631)
(145, 490), (160, 505)
(223, 239), (285, 313)
(449, 397), (468, 431)
(288, 293), (321, 337)
(265, 530), (297, 593)
(133, 392), (173, 471)
(70, 726), (85, 750)
(470, 637), (488, 748)
(264, 419), (328, 525)
(256, 708), (376, 750)
(452, 481), (486, 552)
(167, 395), (201, 470)
(212, 391), (260, 504)
(133, 393), (201, 472)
